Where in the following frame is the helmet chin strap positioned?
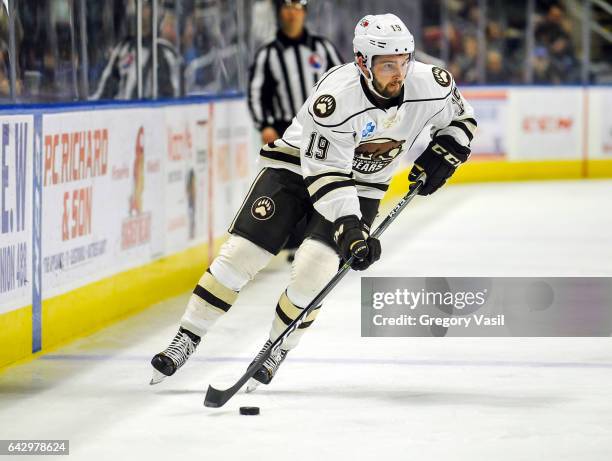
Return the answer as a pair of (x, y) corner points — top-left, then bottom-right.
(357, 65), (392, 99)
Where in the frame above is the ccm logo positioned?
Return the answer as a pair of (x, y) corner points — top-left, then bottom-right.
(523, 116), (573, 132)
(432, 144), (462, 167)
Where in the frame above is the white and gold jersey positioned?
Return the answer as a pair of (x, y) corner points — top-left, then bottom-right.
(259, 61), (476, 222)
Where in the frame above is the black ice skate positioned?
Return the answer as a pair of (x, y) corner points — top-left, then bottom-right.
(150, 327), (201, 385)
(245, 340), (289, 393)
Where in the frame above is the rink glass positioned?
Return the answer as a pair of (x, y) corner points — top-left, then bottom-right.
(0, 0), (606, 104)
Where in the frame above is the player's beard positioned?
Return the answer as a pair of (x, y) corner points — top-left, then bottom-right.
(373, 78), (403, 98)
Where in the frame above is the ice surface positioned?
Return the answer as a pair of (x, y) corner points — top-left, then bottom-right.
(1, 180), (611, 461)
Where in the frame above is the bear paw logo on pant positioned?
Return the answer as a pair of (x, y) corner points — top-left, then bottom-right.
(251, 196), (275, 220)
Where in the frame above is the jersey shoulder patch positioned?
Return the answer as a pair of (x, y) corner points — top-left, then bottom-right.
(404, 61), (454, 100)
(309, 65), (364, 128)
(431, 66), (452, 87)
(312, 94), (336, 118)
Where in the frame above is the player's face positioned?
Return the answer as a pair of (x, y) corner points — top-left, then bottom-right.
(371, 54), (410, 98)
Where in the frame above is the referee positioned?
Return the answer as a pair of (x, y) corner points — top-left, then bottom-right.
(248, 0), (343, 144)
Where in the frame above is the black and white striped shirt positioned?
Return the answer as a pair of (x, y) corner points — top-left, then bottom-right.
(248, 28), (342, 134)
(91, 37), (180, 100)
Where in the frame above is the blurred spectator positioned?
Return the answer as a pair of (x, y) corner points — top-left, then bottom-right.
(486, 21), (505, 53)
(448, 35), (479, 85)
(430, 0), (583, 85)
(85, 1), (132, 92)
(0, 1), (23, 99)
(184, 0), (241, 94)
(159, 8), (178, 45)
(16, 0), (79, 101)
(182, 16), (198, 67)
(534, 3), (578, 84)
(535, 4), (572, 48)
(548, 35), (579, 83)
(532, 46), (558, 84)
(251, 0), (276, 49)
(91, 0), (179, 100)
(0, 44), (11, 98)
(460, 3), (481, 38)
(485, 50), (506, 84)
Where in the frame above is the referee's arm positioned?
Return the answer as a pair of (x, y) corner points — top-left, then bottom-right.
(248, 46), (278, 143)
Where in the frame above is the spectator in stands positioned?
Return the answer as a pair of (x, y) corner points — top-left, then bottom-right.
(0, 44), (10, 98)
(532, 46), (558, 84)
(0, 4), (22, 99)
(183, 0), (244, 95)
(534, 3), (579, 84)
(535, 4), (572, 48)
(159, 1), (178, 45)
(182, 16), (198, 68)
(549, 35), (579, 83)
(453, 2), (481, 39)
(485, 50), (506, 84)
(486, 20), (505, 53)
(91, 0), (179, 100)
(448, 35), (479, 85)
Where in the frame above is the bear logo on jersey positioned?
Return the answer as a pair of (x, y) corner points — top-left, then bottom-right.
(251, 196), (275, 220)
(313, 94), (336, 118)
(353, 138), (405, 174)
(432, 67), (451, 87)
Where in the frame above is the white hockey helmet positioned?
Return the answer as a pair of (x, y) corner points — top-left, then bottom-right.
(353, 14), (415, 97)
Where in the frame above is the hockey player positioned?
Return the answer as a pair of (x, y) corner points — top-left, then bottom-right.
(151, 13), (476, 387)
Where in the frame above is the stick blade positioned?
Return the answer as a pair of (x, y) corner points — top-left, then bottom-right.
(204, 385), (227, 408)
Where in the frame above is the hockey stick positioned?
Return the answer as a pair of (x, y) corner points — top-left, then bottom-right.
(204, 174), (426, 408)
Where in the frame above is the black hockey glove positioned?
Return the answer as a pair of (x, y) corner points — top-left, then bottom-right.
(333, 215), (381, 271)
(409, 135), (471, 196)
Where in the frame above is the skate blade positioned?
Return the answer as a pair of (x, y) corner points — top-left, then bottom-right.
(245, 378), (260, 393)
(150, 368), (168, 385)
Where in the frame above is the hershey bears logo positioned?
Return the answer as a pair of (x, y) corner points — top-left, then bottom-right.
(313, 94), (336, 118)
(251, 196), (275, 220)
(432, 67), (451, 87)
(353, 138), (405, 174)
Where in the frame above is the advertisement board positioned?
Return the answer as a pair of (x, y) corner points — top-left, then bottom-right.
(462, 89), (508, 159)
(41, 109), (165, 298)
(162, 104), (211, 253)
(507, 88), (583, 160)
(588, 88), (612, 159)
(211, 100), (255, 238)
(0, 116), (33, 314)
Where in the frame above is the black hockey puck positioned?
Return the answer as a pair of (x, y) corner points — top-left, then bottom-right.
(239, 406), (260, 416)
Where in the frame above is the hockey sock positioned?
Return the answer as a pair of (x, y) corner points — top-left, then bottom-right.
(180, 269), (239, 337)
(269, 291), (321, 350)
